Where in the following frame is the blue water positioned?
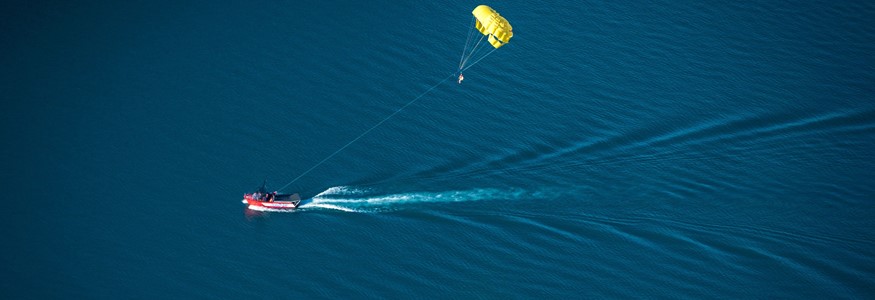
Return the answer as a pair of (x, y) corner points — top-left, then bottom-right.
(3, 0), (875, 298)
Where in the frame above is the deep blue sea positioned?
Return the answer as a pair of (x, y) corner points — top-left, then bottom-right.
(3, 0), (875, 298)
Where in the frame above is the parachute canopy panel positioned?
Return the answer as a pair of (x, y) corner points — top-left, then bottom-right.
(472, 5), (513, 49)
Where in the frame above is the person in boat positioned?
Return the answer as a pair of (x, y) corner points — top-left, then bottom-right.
(458, 73), (464, 84)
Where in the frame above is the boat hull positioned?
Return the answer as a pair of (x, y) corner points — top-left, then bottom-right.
(242, 194), (301, 210)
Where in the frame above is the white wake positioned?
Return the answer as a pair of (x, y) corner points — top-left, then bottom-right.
(296, 186), (555, 212)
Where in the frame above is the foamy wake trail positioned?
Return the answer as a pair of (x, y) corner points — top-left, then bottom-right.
(300, 186), (558, 212)
(298, 203), (358, 212)
(314, 186), (374, 197)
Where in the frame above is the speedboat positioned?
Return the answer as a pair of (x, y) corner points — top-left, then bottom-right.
(242, 182), (302, 210)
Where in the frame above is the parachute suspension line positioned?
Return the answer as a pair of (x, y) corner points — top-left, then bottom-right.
(465, 43), (494, 68)
(460, 33), (487, 70)
(460, 47), (498, 73)
(277, 73), (456, 192)
(458, 17), (477, 71)
(462, 39), (489, 69)
(460, 34), (486, 70)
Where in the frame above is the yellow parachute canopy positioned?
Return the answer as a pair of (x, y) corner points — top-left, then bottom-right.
(472, 5), (513, 49)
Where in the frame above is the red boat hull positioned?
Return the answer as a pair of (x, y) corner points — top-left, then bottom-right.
(242, 194), (301, 210)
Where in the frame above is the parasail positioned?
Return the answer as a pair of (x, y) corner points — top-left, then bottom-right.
(458, 5), (514, 73)
(472, 5), (513, 49)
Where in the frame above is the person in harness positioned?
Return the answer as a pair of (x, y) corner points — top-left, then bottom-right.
(267, 191), (277, 202)
(458, 73), (464, 84)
